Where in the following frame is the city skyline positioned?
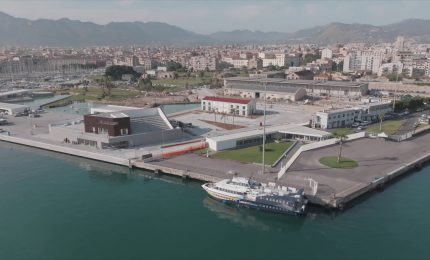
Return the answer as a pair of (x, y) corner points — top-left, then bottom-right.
(1, 0), (430, 34)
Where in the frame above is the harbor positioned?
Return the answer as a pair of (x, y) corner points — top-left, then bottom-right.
(1, 140), (429, 259)
(1, 104), (430, 210)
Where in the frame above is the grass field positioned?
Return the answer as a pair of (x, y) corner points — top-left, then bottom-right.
(212, 142), (293, 165)
(319, 156), (358, 169)
(69, 88), (141, 102)
(366, 120), (403, 135)
(332, 128), (354, 136)
(152, 78), (204, 88)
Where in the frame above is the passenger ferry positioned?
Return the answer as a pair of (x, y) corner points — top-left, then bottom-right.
(202, 177), (307, 215)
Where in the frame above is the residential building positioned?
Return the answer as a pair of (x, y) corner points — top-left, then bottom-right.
(248, 57), (263, 69)
(201, 96), (257, 116)
(188, 56), (218, 71)
(321, 48), (333, 59)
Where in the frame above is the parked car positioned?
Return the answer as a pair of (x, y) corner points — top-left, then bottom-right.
(361, 121), (371, 126)
(352, 122), (360, 127)
(416, 107), (424, 112)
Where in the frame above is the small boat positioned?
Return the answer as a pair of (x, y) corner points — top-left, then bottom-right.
(202, 177), (307, 215)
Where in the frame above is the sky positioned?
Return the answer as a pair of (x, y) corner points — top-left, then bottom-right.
(1, 0), (430, 34)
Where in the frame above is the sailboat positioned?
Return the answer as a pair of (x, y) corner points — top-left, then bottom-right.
(202, 82), (308, 215)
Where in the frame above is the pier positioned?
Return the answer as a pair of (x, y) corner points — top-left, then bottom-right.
(2, 128), (430, 209)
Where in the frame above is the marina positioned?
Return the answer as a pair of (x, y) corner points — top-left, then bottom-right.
(1, 105), (430, 210)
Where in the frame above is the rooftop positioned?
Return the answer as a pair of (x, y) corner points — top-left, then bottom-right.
(225, 77), (366, 87)
(207, 124), (331, 143)
(203, 96), (252, 105)
(0, 102), (30, 109)
(0, 89), (32, 98)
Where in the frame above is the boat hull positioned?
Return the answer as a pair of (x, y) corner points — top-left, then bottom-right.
(202, 184), (306, 216)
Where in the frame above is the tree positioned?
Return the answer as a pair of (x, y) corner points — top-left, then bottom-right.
(105, 65), (138, 81)
(138, 78), (153, 91)
(218, 61), (233, 71)
(94, 76), (114, 97)
(332, 132), (349, 163)
(166, 61), (183, 72)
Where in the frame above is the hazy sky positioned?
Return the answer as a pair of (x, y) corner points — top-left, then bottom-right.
(1, 0), (430, 34)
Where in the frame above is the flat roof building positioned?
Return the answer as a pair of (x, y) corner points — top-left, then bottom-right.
(0, 89), (32, 102)
(311, 101), (392, 129)
(206, 124), (332, 151)
(49, 106), (182, 149)
(224, 77), (368, 99)
(0, 102), (30, 115)
(201, 96), (257, 116)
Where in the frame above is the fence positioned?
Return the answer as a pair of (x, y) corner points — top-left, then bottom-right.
(277, 131), (366, 179)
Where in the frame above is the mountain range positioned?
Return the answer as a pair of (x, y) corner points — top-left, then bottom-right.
(1, 11), (430, 47)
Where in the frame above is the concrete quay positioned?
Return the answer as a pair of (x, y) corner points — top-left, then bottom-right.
(2, 130), (430, 210)
(2, 110), (430, 210)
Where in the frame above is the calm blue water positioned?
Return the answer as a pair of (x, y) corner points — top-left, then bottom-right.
(0, 142), (429, 260)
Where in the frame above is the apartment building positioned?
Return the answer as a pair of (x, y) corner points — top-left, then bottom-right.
(188, 56), (218, 71)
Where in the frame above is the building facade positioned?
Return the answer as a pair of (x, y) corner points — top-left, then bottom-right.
(201, 96), (257, 116)
(188, 56), (218, 71)
(224, 77), (368, 99)
(311, 102), (393, 129)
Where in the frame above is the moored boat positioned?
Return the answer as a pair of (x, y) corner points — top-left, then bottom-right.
(202, 177), (307, 215)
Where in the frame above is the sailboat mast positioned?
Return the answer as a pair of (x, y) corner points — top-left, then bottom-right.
(262, 81), (267, 175)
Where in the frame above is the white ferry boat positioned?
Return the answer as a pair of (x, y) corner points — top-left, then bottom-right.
(202, 177), (307, 215)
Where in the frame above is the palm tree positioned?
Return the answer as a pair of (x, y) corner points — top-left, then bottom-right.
(332, 131), (348, 163)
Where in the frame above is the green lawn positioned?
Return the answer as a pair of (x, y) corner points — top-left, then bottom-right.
(212, 142), (293, 165)
(366, 120), (403, 135)
(70, 88), (141, 101)
(332, 128), (354, 136)
(319, 156), (358, 169)
(152, 78), (203, 88)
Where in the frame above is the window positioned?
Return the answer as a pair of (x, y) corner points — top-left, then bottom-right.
(120, 128), (129, 135)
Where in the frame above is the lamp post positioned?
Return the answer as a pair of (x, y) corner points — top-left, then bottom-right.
(262, 81), (267, 175)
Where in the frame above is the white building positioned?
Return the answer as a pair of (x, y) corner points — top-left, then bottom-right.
(224, 77), (367, 99)
(188, 56), (218, 71)
(223, 57), (249, 68)
(321, 48), (333, 59)
(343, 50), (383, 74)
(206, 124), (332, 151)
(377, 62), (404, 77)
(311, 102), (392, 129)
(395, 36), (405, 50)
(201, 96), (256, 116)
(0, 102), (30, 115)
